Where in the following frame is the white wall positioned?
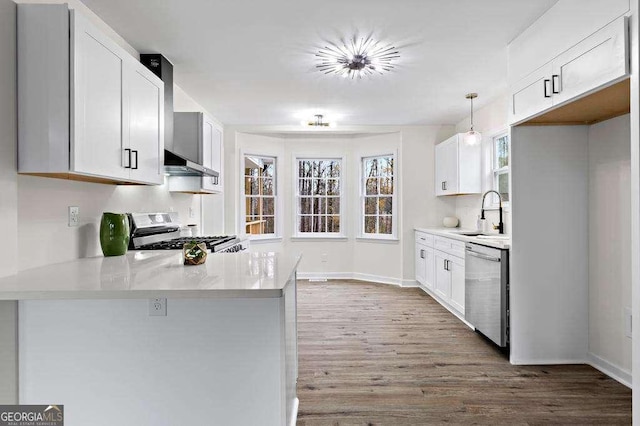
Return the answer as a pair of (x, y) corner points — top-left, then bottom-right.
(454, 95), (511, 232)
(588, 114), (632, 377)
(511, 125), (589, 364)
(223, 126), (455, 283)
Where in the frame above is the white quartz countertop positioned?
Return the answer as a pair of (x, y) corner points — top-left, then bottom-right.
(415, 227), (511, 250)
(0, 251), (302, 300)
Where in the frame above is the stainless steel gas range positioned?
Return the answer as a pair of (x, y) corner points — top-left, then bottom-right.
(128, 212), (248, 253)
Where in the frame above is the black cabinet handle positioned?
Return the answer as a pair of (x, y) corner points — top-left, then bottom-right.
(124, 148), (131, 169)
(420, 249), (425, 259)
(441, 181), (447, 191)
(552, 74), (560, 94)
(544, 79), (551, 98)
(132, 150), (138, 170)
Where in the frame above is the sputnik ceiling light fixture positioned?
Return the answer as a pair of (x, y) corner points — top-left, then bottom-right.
(463, 93), (482, 146)
(315, 35), (400, 79)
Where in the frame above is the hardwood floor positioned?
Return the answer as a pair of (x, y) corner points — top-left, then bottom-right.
(296, 280), (631, 425)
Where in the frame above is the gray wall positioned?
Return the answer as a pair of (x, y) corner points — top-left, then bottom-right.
(0, 0), (18, 404)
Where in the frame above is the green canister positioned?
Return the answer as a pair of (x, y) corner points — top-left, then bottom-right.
(99, 213), (130, 256)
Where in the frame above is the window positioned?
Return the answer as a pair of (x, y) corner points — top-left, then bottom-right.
(295, 159), (343, 235)
(493, 133), (510, 203)
(244, 155), (276, 236)
(361, 155), (395, 237)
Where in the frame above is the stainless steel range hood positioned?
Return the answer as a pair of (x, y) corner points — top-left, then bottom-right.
(164, 150), (219, 177)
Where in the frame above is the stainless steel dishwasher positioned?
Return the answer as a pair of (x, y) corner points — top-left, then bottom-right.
(465, 243), (509, 348)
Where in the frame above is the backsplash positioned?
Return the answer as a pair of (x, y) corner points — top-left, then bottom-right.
(454, 194), (511, 234)
(17, 175), (200, 272)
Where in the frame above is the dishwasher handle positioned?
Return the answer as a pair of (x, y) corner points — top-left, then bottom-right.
(466, 248), (501, 262)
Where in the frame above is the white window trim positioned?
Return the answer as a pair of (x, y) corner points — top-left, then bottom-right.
(358, 151), (398, 240)
(486, 130), (510, 210)
(292, 155), (347, 238)
(239, 150), (283, 240)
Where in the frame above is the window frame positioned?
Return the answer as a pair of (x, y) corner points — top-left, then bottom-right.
(240, 153), (279, 241)
(359, 152), (398, 240)
(292, 156), (346, 239)
(491, 132), (510, 208)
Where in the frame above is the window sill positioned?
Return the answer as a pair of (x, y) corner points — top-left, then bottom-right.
(247, 236), (283, 244)
(356, 236), (399, 243)
(290, 235), (348, 242)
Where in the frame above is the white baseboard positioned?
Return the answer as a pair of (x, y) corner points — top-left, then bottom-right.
(289, 397), (299, 426)
(297, 272), (404, 286)
(587, 352), (632, 388)
(509, 357), (587, 365)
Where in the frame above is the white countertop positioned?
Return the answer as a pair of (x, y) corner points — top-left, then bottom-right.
(0, 251), (302, 300)
(415, 227), (511, 250)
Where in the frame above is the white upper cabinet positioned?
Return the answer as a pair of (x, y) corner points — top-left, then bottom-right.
(18, 5), (164, 185)
(510, 63), (554, 125)
(508, 0), (630, 125)
(434, 134), (481, 196)
(126, 65), (164, 184)
(169, 112), (223, 194)
(552, 18), (629, 106)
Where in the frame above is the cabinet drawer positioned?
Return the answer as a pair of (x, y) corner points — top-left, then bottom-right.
(415, 231), (434, 247)
(434, 236), (465, 258)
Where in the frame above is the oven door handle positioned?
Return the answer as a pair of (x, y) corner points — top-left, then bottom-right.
(466, 249), (501, 262)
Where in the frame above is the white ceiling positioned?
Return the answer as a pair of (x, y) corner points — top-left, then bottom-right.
(81, 0), (558, 126)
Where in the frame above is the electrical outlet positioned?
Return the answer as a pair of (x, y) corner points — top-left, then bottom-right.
(321, 253), (328, 263)
(149, 298), (167, 316)
(625, 307), (632, 339)
(189, 207), (195, 219)
(68, 206), (79, 227)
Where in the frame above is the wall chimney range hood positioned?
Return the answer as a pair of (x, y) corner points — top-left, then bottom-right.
(164, 150), (219, 178)
(140, 54), (218, 178)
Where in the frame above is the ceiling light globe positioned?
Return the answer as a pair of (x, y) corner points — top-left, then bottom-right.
(464, 130), (482, 146)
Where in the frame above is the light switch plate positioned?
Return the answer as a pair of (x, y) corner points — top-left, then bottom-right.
(68, 206), (79, 227)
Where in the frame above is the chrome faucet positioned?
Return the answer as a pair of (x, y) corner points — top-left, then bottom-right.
(481, 190), (504, 234)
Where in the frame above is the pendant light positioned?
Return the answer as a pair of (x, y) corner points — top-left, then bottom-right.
(464, 93), (481, 146)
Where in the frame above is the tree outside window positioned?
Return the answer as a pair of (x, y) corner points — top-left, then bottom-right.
(296, 159), (342, 235)
(493, 134), (509, 203)
(244, 155), (276, 236)
(362, 155), (395, 236)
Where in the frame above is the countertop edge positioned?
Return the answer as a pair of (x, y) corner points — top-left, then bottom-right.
(414, 228), (511, 250)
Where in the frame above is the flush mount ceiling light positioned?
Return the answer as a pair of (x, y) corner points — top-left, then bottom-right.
(464, 93), (482, 146)
(302, 114), (335, 127)
(315, 35), (400, 79)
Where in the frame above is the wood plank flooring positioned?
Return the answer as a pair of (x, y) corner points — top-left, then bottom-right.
(296, 280), (631, 425)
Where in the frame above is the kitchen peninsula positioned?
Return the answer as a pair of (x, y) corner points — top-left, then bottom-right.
(0, 251), (300, 426)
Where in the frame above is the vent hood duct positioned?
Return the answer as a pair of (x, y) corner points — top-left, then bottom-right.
(164, 150), (219, 178)
(140, 54), (219, 179)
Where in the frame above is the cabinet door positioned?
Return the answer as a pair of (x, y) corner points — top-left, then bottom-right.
(434, 251), (451, 300)
(509, 63), (553, 125)
(127, 64), (164, 185)
(449, 256), (465, 314)
(434, 136), (458, 196)
(415, 244), (426, 286)
(424, 247), (435, 290)
(71, 12), (127, 180)
(552, 17), (629, 106)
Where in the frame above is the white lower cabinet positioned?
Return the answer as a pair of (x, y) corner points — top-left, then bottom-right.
(415, 230), (465, 318)
(449, 255), (465, 314)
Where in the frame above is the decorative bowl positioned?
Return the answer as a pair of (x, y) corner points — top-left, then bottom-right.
(183, 242), (208, 265)
(442, 216), (459, 228)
